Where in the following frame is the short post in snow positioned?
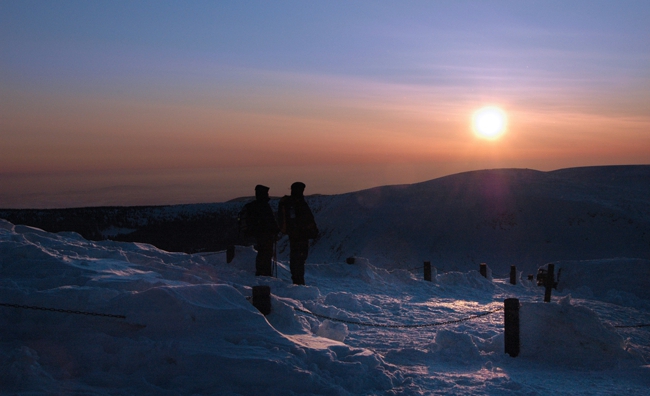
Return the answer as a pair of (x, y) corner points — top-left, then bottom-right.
(423, 261), (432, 282)
(544, 264), (555, 303)
(346, 257), (355, 265)
(480, 263), (487, 278)
(509, 265), (517, 285)
(252, 285), (272, 315)
(504, 298), (520, 357)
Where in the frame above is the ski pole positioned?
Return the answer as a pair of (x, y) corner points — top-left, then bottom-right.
(273, 240), (278, 278)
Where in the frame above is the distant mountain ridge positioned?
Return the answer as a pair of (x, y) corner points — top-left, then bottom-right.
(304, 165), (650, 275)
(2, 165), (649, 275)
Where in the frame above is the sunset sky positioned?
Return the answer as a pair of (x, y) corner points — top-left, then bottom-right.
(2, 1), (649, 208)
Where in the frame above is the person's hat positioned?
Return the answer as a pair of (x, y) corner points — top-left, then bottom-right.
(291, 182), (306, 193)
(255, 184), (270, 193)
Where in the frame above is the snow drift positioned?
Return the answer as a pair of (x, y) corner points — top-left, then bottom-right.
(1, 218), (649, 395)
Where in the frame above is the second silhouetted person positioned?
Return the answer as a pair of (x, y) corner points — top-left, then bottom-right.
(278, 182), (318, 285)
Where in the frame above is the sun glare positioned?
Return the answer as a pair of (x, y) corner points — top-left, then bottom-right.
(472, 106), (507, 140)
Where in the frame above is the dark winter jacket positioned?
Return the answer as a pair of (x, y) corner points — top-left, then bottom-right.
(247, 198), (280, 238)
(278, 195), (318, 240)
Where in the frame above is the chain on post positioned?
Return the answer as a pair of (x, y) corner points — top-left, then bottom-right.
(293, 306), (503, 328)
(4, 297), (648, 329)
(294, 306), (650, 330)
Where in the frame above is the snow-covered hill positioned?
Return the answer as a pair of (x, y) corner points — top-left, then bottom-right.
(0, 165), (650, 276)
(302, 166), (650, 275)
(2, 165), (649, 276)
(1, 219), (649, 395)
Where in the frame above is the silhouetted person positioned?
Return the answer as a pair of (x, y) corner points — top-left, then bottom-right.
(278, 182), (318, 285)
(241, 185), (280, 276)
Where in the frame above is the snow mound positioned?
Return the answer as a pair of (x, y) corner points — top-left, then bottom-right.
(431, 329), (482, 364)
(520, 295), (640, 369)
(556, 258), (650, 304)
(315, 320), (349, 342)
(0, 221), (397, 395)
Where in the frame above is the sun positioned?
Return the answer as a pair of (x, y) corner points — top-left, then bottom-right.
(472, 106), (507, 140)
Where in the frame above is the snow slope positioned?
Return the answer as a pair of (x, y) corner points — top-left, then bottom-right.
(301, 166), (650, 275)
(1, 219), (649, 395)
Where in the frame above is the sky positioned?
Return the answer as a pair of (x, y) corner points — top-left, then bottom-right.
(1, 0), (649, 208)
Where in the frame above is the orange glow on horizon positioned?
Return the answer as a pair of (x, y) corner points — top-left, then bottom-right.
(2, 78), (649, 209)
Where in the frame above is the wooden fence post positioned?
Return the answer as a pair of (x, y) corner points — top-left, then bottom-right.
(423, 261), (431, 282)
(510, 265), (517, 285)
(544, 264), (555, 303)
(504, 298), (520, 357)
(252, 285), (271, 315)
(480, 263), (487, 278)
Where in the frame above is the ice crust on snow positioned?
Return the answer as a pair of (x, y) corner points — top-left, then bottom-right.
(1, 219), (649, 395)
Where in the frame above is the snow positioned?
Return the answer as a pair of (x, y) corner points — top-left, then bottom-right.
(297, 167), (650, 277)
(100, 226), (136, 238)
(1, 217), (649, 395)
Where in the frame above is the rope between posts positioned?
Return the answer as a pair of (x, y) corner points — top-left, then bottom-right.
(294, 306), (503, 328)
(0, 303), (126, 319)
(5, 299), (647, 329)
(613, 323), (650, 328)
